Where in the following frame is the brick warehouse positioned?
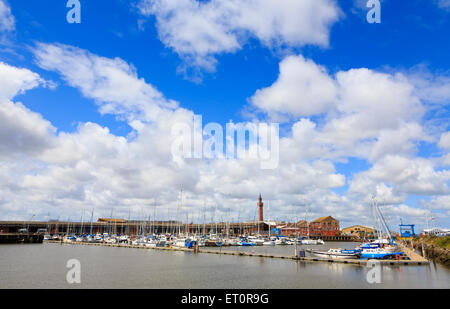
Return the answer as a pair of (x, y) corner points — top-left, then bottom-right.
(276, 216), (340, 237)
(309, 216), (340, 237)
(277, 221), (308, 236)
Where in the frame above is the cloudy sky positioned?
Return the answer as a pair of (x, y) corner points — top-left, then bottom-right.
(0, 0), (449, 232)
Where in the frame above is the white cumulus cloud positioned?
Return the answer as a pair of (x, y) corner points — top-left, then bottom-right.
(33, 42), (179, 122)
(137, 0), (341, 75)
(251, 55), (338, 119)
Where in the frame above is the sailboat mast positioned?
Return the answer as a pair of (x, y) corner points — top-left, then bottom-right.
(306, 202), (310, 239)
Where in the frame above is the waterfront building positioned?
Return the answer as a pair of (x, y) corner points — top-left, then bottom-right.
(341, 225), (375, 238)
(309, 216), (340, 237)
(277, 221), (308, 236)
(97, 218), (126, 224)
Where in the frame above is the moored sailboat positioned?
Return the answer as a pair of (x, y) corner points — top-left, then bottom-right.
(308, 248), (361, 259)
(359, 196), (403, 259)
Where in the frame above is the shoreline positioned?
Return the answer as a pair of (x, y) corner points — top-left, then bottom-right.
(411, 237), (450, 267)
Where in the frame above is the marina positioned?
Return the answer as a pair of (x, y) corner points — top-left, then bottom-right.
(0, 195), (447, 290)
(0, 242), (447, 289)
(0, 196), (436, 267)
(41, 237), (429, 266)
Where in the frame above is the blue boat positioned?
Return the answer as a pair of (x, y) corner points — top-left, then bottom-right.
(359, 243), (381, 249)
(361, 248), (403, 259)
(186, 240), (198, 249)
(340, 249), (362, 255)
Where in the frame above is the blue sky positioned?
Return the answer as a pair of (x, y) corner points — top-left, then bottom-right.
(7, 0), (450, 128)
(0, 0), (449, 231)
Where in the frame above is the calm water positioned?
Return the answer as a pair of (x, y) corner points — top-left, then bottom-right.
(0, 242), (449, 289)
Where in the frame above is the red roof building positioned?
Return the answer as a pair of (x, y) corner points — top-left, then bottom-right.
(309, 216), (340, 237)
(277, 221), (308, 236)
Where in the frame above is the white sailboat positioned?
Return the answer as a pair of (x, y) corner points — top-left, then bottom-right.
(300, 203), (325, 245)
(275, 237), (288, 245)
(247, 235), (264, 246)
(308, 248), (361, 259)
(359, 197), (402, 259)
(263, 237), (276, 246)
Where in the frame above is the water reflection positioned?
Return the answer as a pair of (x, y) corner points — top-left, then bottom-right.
(0, 243), (448, 289)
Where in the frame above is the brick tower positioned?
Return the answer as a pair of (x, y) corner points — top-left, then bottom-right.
(258, 194), (264, 222)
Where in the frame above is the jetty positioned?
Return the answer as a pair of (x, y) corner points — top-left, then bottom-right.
(44, 240), (429, 266)
(396, 241), (429, 263)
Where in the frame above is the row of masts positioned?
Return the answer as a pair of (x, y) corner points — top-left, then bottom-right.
(42, 189), (318, 237)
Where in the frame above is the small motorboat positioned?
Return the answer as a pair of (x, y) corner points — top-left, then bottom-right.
(308, 248), (361, 259)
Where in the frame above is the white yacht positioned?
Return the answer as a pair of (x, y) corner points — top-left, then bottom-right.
(132, 238), (147, 246)
(247, 236), (264, 246)
(300, 239), (325, 245)
(146, 239), (165, 247)
(263, 239), (275, 246)
(308, 248), (361, 259)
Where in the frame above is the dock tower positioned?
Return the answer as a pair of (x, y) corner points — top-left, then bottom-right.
(258, 194), (264, 222)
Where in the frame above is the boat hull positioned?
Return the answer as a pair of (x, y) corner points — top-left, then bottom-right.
(361, 252), (402, 259)
(300, 239), (324, 245)
(308, 249), (360, 259)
